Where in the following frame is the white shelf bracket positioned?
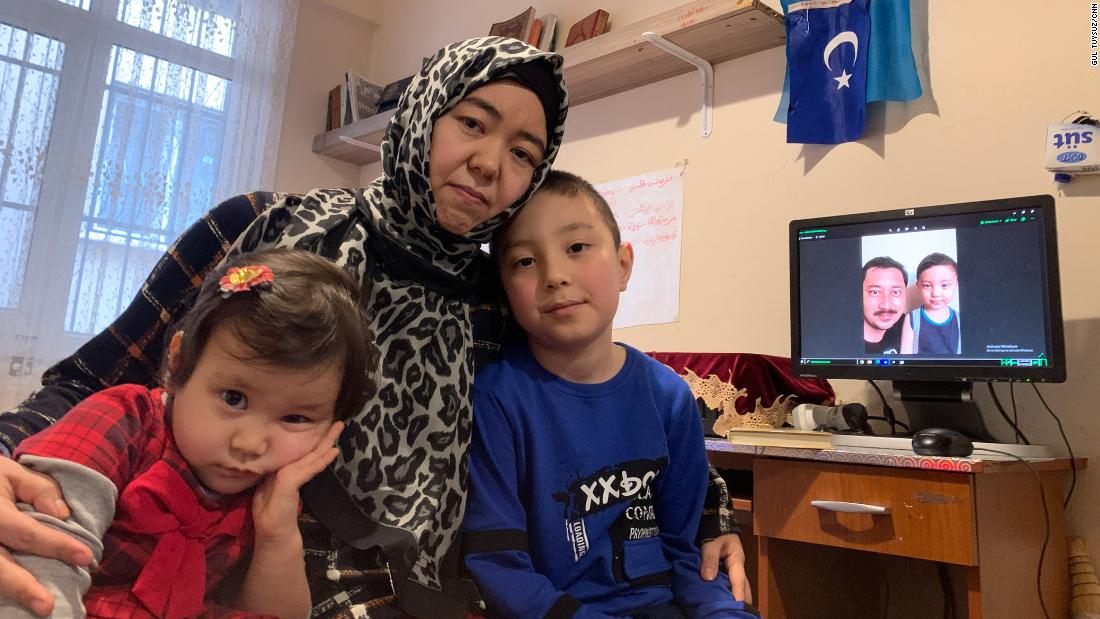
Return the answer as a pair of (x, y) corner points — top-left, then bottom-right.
(338, 135), (382, 152)
(642, 31), (713, 138)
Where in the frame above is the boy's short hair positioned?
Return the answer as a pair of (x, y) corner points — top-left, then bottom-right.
(916, 252), (958, 278)
(493, 169), (621, 255)
(862, 256), (908, 286)
(166, 248), (377, 421)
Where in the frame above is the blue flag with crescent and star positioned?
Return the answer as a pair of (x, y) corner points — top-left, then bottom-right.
(785, 0), (872, 144)
(776, 0), (923, 136)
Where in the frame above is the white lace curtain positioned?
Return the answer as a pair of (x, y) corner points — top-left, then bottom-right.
(0, 0), (298, 409)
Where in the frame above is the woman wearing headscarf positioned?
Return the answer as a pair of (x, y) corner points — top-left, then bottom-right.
(226, 37), (569, 615)
(0, 37), (747, 618)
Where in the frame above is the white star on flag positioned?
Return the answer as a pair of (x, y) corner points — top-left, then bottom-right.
(833, 69), (852, 89)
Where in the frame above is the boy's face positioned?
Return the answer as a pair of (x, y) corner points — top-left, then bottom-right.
(497, 191), (633, 356)
(917, 264), (958, 310)
(166, 325), (339, 495)
(429, 81), (548, 236)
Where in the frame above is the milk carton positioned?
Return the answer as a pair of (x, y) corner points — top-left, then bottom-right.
(1044, 123), (1100, 175)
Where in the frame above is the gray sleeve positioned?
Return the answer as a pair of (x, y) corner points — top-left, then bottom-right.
(0, 455), (118, 619)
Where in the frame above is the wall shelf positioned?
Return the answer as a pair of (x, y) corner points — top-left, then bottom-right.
(311, 0), (785, 164)
(311, 108), (394, 165)
(559, 0), (783, 106)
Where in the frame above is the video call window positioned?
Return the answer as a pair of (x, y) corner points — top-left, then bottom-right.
(861, 229), (960, 356)
(796, 207), (1054, 365)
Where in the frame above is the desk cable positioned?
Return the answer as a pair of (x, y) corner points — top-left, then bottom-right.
(971, 447), (1051, 619)
(865, 380), (907, 435)
(1031, 384), (1077, 508)
(1010, 383), (1022, 443)
(988, 383), (1077, 507)
(986, 382), (1031, 444)
(935, 563), (957, 619)
(876, 556), (890, 619)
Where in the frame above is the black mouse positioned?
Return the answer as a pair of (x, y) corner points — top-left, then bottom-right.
(911, 427), (974, 457)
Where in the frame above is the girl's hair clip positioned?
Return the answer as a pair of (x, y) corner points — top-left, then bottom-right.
(219, 264), (275, 298)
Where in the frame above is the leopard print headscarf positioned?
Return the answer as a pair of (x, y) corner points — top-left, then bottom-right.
(228, 37), (567, 590)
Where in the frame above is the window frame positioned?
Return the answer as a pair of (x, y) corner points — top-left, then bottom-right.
(0, 0), (238, 358)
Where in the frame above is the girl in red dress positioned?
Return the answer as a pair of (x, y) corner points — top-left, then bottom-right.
(8, 248), (375, 618)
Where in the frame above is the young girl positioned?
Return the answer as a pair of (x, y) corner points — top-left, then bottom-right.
(4, 248), (375, 618)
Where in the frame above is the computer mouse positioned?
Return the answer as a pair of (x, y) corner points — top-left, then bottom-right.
(911, 427), (974, 457)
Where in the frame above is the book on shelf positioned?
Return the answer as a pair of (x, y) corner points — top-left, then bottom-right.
(565, 9), (609, 47)
(376, 75), (414, 113)
(489, 6), (537, 42)
(726, 428), (833, 450)
(527, 18), (543, 47)
(325, 85), (342, 131)
(346, 70), (383, 123)
(538, 14), (558, 51)
(341, 82), (351, 126)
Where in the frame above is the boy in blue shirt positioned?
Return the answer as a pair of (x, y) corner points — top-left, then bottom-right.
(462, 170), (758, 618)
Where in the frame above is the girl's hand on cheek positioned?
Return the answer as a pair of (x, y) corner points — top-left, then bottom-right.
(250, 421), (343, 545)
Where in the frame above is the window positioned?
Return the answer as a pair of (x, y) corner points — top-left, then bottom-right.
(0, 0), (295, 398)
(0, 23), (64, 311)
(67, 44), (230, 333)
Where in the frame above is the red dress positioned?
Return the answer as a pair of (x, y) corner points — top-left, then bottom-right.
(15, 384), (266, 618)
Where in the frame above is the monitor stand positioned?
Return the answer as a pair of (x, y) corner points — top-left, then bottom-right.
(892, 380), (998, 442)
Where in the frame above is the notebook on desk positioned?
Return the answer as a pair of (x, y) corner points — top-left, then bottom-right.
(726, 428), (833, 449)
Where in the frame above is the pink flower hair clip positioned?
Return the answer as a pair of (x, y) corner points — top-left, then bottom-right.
(219, 264), (274, 298)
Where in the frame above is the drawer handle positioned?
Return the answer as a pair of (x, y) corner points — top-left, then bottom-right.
(810, 500), (890, 514)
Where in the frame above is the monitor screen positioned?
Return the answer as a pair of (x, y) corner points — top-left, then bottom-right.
(790, 195), (1065, 383)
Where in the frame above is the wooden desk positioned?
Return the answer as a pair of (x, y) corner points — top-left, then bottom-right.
(706, 439), (1077, 618)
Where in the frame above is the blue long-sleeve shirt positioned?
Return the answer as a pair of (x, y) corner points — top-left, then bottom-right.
(463, 344), (755, 618)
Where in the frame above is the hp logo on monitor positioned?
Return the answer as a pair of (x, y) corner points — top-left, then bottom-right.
(905, 209), (915, 216)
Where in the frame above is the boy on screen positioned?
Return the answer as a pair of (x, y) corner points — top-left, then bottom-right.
(902, 252), (961, 354)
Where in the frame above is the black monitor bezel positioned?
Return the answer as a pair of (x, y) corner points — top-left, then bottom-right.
(789, 194), (1066, 383)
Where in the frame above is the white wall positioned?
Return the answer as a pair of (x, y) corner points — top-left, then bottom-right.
(272, 0), (379, 193)
(360, 0), (1100, 557)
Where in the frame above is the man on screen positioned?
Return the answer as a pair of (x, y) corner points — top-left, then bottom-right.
(863, 256), (907, 355)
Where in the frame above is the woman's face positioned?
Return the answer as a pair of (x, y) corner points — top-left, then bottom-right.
(429, 81), (548, 236)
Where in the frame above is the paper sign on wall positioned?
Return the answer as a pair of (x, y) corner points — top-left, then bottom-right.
(595, 168), (684, 329)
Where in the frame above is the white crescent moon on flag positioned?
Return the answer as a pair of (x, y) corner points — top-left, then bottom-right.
(823, 31), (858, 70)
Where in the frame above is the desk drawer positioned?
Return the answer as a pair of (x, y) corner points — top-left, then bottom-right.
(753, 459), (977, 565)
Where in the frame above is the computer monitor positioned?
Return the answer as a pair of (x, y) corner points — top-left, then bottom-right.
(789, 195), (1065, 440)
